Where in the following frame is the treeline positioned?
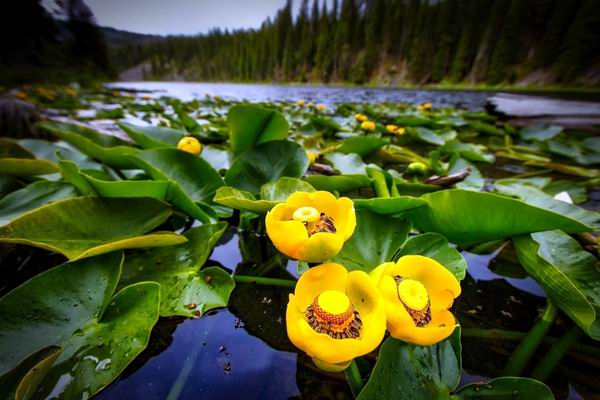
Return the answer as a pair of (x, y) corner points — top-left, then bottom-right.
(113, 0), (600, 86)
(0, 0), (113, 85)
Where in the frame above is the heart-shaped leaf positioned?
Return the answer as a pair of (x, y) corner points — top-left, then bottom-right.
(225, 140), (309, 194)
(406, 189), (593, 245)
(0, 197), (185, 259)
(520, 124), (563, 141)
(0, 159), (59, 177)
(353, 196), (427, 215)
(411, 127), (456, 146)
(0, 252), (160, 399)
(227, 105), (289, 154)
(337, 136), (388, 157)
(213, 186), (278, 214)
(324, 152), (367, 175)
(303, 174), (371, 193)
(260, 177), (315, 201)
(119, 222), (234, 317)
(119, 122), (185, 148)
(455, 377), (554, 399)
(331, 210), (411, 272)
(513, 230), (600, 340)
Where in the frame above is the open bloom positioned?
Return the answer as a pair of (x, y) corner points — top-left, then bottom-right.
(306, 151), (317, 165)
(355, 113), (368, 122)
(407, 161), (427, 175)
(361, 120), (376, 132)
(370, 256), (461, 346)
(177, 136), (202, 155)
(266, 191), (355, 262)
(316, 103), (327, 112)
(287, 263), (386, 371)
(297, 99), (305, 107)
(386, 124), (399, 133)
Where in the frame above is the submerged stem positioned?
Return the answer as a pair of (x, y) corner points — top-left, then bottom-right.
(233, 274), (296, 288)
(345, 359), (364, 398)
(503, 300), (558, 376)
(368, 168), (391, 198)
(530, 325), (584, 382)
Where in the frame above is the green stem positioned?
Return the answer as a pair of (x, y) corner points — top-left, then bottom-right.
(503, 300), (558, 376)
(233, 275), (296, 288)
(368, 169), (391, 198)
(390, 182), (400, 197)
(530, 325), (584, 382)
(345, 360), (364, 398)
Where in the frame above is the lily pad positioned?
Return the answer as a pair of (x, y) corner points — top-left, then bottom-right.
(225, 140), (309, 194)
(520, 124), (563, 141)
(513, 230), (600, 340)
(396, 233), (467, 280)
(0, 181), (77, 226)
(331, 210), (411, 272)
(455, 377), (554, 399)
(303, 174), (371, 193)
(119, 222), (235, 317)
(227, 105), (289, 154)
(119, 122), (185, 148)
(260, 177), (315, 201)
(213, 186), (278, 214)
(0, 159), (59, 177)
(411, 127), (456, 146)
(0, 252), (160, 399)
(449, 157), (484, 191)
(353, 196), (427, 215)
(324, 152), (368, 175)
(0, 197), (186, 260)
(337, 136), (388, 157)
(405, 189), (593, 245)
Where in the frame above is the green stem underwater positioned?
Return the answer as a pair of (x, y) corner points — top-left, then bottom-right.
(530, 325), (584, 382)
(345, 359), (364, 398)
(502, 300), (558, 376)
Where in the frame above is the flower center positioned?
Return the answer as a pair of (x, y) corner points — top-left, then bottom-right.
(306, 290), (362, 339)
(292, 207), (336, 236)
(394, 276), (432, 327)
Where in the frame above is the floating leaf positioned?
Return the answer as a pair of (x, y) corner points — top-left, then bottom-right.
(353, 196), (426, 215)
(17, 138), (100, 169)
(0, 159), (59, 177)
(449, 157), (484, 191)
(119, 223), (235, 317)
(119, 122), (185, 148)
(331, 210), (411, 272)
(520, 124), (563, 141)
(38, 121), (139, 169)
(455, 377), (554, 399)
(337, 136), (388, 157)
(411, 127), (456, 146)
(0, 181), (77, 226)
(260, 177), (315, 201)
(0, 197), (185, 259)
(225, 140), (309, 194)
(227, 105), (289, 154)
(303, 174), (371, 193)
(396, 233), (467, 280)
(0, 252), (160, 399)
(202, 145), (233, 171)
(324, 152), (368, 175)
(405, 189), (593, 245)
(213, 186), (278, 214)
(513, 230), (600, 340)
(441, 141), (495, 163)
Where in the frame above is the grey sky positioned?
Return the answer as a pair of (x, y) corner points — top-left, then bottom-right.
(86, 0), (330, 36)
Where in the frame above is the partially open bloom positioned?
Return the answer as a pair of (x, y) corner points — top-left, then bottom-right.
(306, 151), (317, 165)
(407, 161), (427, 175)
(142, 94), (152, 100)
(287, 263), (386, 371)
(316, 103), (327, 112)
(361, 120), (376, 132)
(355, 113), (368, 122)
(266, 191), (355, 262)
(417, 102), (433, 111)
(386, 124), (399, 133)
(297, 99), (305, 107)
(370, 256), (461, 345)
(307, 102), (314, 108)
(177, 136), (202, 155)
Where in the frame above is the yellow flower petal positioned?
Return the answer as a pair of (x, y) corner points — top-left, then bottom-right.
(388, 309), (457, 346)
(394, 255), (461, 300)
(298, 232), (345, 263)
(294, 263), (348, 310)
(265, 203), (308, 260)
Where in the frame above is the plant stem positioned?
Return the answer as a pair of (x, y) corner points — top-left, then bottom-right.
(233, 274), (296, 288)
(390, 182), (400, 197)
(503, 300), (558, 376)
(368, 169), (390, 198)
(530, 325), (584, 382)
(345, 359), (364, 398)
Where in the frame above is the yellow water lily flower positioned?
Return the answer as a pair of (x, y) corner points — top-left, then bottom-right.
(307, 102), (314, 108)
(355, 113), (368, 122)
(176, 136), (202, 155)
(417, 102), (433, 111)
(266, 191), (356, 262)
(287, 263), (387, 371)
(297, 99), (305, 107)
(142, 94), (152, 100)
(306, 151), (317, 165)
(407, 161), (427, 175)
(316, 103), (327, 112)
(361, 121), (376, 132)
(370, 256), (461, 346)
(386, 124), (399, 133)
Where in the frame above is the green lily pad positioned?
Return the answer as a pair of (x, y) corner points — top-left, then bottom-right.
(331, 210), (411, 272)
(358, 328), (461, 400)
(513, 230), (600, 340)
(0, 181), (77, 226)
(0, 252), (160, 399)
(260, 177), (315, 201)
(119, 222), (235, 317)
(324, 152), (368, 175)
(119, 122), (185, 148)
(411, 127), (456, 146)
(441, 141), (495, 163)
(214, 186), (278, 214)
(337, 136), (388, 157)
(353, 196), (427, 215)
(0, 139), (35, 158)
(396, 233), (467, 280)
(520, 124), (563, 141)
(227, 105), (289, 154)
(0, 159), (59, 177)
(202, 145), (233, 171)
(469, 121), (504, 136)
(38, 121), (139, 169)
(17, 138), (99, 169)
(455, 377), (554, 399)
(0, 197), (185, 259)
(406, 189), (593, 245)
(225, 140), (309, 194)
(303, 174), (371, 193)
(449, 157), (484, 191)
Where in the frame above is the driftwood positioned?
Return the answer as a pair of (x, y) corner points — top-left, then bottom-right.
(424, 167), (471, 186)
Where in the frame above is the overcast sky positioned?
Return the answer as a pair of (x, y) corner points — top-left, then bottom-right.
(85, 0), (331, 36)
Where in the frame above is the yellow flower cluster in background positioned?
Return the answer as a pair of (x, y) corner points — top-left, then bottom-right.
(355, 113), (368, 122)
(361, 120), (376, 132)
(385, 124), (406, 135)
(416, 102), (433, 111)
(316, 103), (327, 112)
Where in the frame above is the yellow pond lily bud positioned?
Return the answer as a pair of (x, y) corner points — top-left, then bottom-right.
(361, 121), (376, 132)
(407, 161), (427, 175)
(307, 102), (314, 108)
(287, 263), (386, 371)
(306, 151), (317, 165)
(355, 113), (368, 123)
(142, 94), (151, 100)
(386, 124), (399, 134)
(297, 99), (305, 107)
(316, 103), (327, 112)
(177, 136), (202, 155)
(265, 191), (356, 262)
(370, 256), (461, 346)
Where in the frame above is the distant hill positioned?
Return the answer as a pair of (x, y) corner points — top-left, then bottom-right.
(99, 26), (163, 46)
